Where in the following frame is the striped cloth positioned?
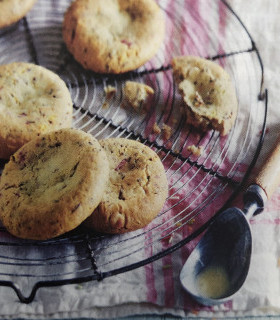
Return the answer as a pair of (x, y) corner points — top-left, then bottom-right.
(0, 0), (279, 318)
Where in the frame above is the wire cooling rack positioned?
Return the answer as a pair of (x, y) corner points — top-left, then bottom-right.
(0, 0), (267, 303)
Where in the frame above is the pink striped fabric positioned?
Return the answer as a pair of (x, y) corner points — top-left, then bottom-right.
(144, 0), (235, 312)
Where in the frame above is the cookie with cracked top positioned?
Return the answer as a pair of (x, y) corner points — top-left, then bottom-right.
(62, 0), (165, 74)
(0, 0), (37, 29)
(0, 62), (73, 159)
(84, 138), (168, 234)
(172, 56), (238, 136)
(0, 128), (109, 240)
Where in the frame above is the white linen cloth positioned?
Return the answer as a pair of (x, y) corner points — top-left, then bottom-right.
(0, 0), (279, 318)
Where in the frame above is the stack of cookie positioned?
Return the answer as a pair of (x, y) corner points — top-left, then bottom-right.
(0, 60), (168, 241)
(0, 129), (168, 240)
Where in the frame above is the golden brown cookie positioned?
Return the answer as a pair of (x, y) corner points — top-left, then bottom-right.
(172, 56), (238, 136)
(0, 62), (73, 159)
(84, 138), (168, 234)
(0, 0), (37, 29)
(62, 0), (165, 74)
(0, 128), (109, 240)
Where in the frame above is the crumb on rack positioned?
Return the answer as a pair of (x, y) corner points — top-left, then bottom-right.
(187, 218), (196, 225)
(162, 123), (172, 140)
(171, 117), (178, 125)
(102, 101), (109, 109)
(104, 85), (116, 99)
(187, 145), (204, 156)
(123, 81), (154, 112)
(152, 122), (161, 135)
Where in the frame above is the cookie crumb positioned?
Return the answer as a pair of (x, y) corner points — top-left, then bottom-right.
(187, 145), (203, 156)
(162, 124), (172, 140)
(123, 81), (154, 112)
(171, 117), (177, 125)
(187, 218), (196, 225)
(102, 101), (109, 109)
(152, 122), (161, 135)
(104, 85), (116, 99)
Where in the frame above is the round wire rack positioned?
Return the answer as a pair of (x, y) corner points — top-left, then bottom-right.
(0, 0), (267, 303)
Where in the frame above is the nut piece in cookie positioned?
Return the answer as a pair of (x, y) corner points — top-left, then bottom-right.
(0, 0), (37, 29)
(0, 62), (73, 159)
(172, 56), (238, 136)
(123, 81), (154, 112)
(62, 0), (165, 74)
(0, 129), (109, 240)
(84, 138), (168, 234)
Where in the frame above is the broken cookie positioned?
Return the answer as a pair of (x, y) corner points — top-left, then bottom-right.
(172, 56), (238, 136)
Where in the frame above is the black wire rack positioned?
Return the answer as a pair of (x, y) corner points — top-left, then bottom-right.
(0, 0), (267, 303)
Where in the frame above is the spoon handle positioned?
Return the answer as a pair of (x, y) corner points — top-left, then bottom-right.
(254, 137), (280, 200)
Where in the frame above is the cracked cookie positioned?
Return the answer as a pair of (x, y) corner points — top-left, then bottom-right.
(172, 56), (238, 136)
(0, 62), (73, 159)
(62, 0), (165, 74)
(84, 138), (168, 234)
(0, 0), (37, 29)
(0, 128), (109, 240)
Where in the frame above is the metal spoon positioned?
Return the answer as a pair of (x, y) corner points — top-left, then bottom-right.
(180, 137), (280, 306)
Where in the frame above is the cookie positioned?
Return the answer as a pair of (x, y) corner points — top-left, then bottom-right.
(0, 0), (37, 29)
(62, 0), (165, 74)
(0, 128), (109, 240)
(172, 56), (238, 136)
(84, 138), (168, 234)
(123, 81), (154, 112)
(0, 62), (73, 159)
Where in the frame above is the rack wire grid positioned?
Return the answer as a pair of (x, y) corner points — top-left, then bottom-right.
(0, 0), (267, 303)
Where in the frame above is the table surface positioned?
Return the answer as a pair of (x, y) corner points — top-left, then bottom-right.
(0, 0), (279, 318)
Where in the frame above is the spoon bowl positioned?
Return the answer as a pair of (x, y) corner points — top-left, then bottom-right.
(180, 208), (252, 306)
